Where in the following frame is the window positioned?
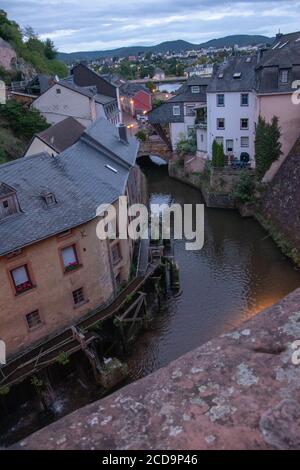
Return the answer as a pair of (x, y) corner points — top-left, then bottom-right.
(43, 192), (56, 206)
(201, 134), (204, 143)
(0, 195), (18, 219)
(26, 310), (42, 329)
(240, 118), (249, 129)
(226, 139), (234, 153)
(280, 69), (289, 84)
(241, 137), (249, 147)
(11, 265), (33, 294)
(241, 93), (249, 106)
(173, 105), (180, 116)
(111, 244), (122, 265)
(185, 104), (196, 116)
(72, 287), (85, 305)
(191, 86), (200, 93)
(217, 94), (225, 107)
(233, 72), (241, 79)
(61, 245), (79, 272)
(217, 118), (225, 130)
(56, 88), (61, 94)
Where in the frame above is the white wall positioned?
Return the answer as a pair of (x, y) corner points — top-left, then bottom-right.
(24, 137), (58, 157)
(196, 128), (207, 156)
(170, 123), (186, 150)
(207, 91), (257, 163)
(32, 84), (94, 126)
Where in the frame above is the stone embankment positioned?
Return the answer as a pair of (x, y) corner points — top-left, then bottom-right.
(14, 289), (300, 450)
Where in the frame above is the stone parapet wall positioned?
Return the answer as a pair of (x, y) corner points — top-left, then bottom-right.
(258, 137), (300, 266)
(14, 289), (300, 450)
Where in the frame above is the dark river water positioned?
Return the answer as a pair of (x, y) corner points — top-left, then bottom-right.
(128, 157), (300, 380)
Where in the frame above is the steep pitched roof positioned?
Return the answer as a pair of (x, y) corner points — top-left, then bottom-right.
(120, 82), (151, 97)
(31, 117), (85, 154)
(207, 56), (257, 93)
(255, 32), (300, 94)
(0, 118), (138, 255)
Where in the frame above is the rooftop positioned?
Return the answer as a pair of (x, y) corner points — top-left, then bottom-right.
(30, 117), (85, 154)
(0, 118), (138, 256)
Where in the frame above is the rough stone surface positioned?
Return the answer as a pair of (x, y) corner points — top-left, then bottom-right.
(13, 289), (300, 450)
(259, 136), (300, 264)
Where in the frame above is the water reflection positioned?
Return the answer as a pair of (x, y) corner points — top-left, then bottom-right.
(128, 158), (300, 379)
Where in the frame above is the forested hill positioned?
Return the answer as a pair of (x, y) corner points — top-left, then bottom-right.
(58, 35), (272, 62)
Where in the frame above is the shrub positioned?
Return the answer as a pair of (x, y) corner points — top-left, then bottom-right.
(255, 115), (282, 180)
(232, 172), (255, 203)
(135, 130), (147, 142)
(212, 139), (225, 167)
(0, 101), (49, 140)
(176, 129), (197, 158)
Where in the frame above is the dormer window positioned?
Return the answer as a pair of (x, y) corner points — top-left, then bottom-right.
(280, 69), (289, 84)
(42, 192), (57, 207)
(0, 183), (19, 220)
(191, 86), (200, 93)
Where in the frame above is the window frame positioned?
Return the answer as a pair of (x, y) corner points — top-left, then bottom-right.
(10, 264), (34, 295)
(241, 93), (249, 106)
(60, 244), (80, 273)
(191, 85), (200, 94)
(72, 287), (85, 306)
(25, 309), (43, 330)
(240, 118), (249, 130)
(280, 69), (289, 84)
(217, 118), (225, 130)
(217, 94), (225, 107)
(241, 136), (249, 148)
(172, 105), (180, 116)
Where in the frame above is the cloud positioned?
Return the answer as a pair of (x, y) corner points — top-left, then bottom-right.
(2, 0), (300, 52)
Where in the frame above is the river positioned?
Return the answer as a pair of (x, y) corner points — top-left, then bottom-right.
(127, 157), (300, 379)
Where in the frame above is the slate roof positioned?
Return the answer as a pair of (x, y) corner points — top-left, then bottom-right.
(31, 117), (85, 154)
(94, 93), (116, 105)
(255, 32), (300, 94)
(120, 82), (150, 97)
(0, 118), (138, 255)
(207, 56), (257, 93)
(148, 76), (208, 124)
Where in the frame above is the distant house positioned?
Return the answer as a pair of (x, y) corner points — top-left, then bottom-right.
(153, 68), (165, 80)
(185, 64), (214, 78)
(69, 63), (121, 125)
(0, 38), (16, 71)
(24, 117), (85, 157)
(31, 81), (98, 126)
(10, 74), (56, 105)
(255, 31), (300, 181)
(148, 76), (209, 150)
(120, 82), (152, 117)
(205, 56), (257, 164)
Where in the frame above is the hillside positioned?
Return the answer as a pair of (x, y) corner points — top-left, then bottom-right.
(0, 10), (67, 80)
(58, 34), (272, 62)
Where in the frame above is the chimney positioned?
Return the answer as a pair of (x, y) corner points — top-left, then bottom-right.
(117, 123), (128, 144)
(276, 30), (283, 41)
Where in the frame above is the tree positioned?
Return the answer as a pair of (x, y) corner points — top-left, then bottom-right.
(176, 130), (197, 159)
(255, 115), (282, 180)
(145, 80), (155, 93)
(44, 38), (57, 60)
(212, 139), (225, 167)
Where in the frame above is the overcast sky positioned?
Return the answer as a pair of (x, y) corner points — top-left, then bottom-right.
(3, 0), (300, 53)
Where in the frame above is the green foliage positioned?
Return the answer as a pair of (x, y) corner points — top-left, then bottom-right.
(118, 60), (136, 79)
(232, 172), (255, 203)
(255, 115), (282, 180)
(31, 375), (43, 388)
(135, 130), (147, 142)
(56, 352), (70, 366)
(0, 10), (67, 77)
(0, 101), (49, 140)
(212, 139), (225, 167)
(152, 98), (164, 109)
(0, 385), (10, 395)
(176, 129), (197, 158)
(145, 80), (155, 92)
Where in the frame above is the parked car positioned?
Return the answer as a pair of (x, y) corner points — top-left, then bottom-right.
(136, 114), (148, 124)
